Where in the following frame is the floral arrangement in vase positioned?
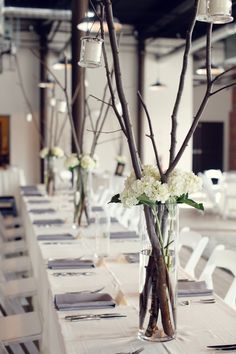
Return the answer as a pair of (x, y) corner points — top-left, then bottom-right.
(65, 153), (98, 226)
(40, 146), (64, 195)
(85, 0), (236, 342)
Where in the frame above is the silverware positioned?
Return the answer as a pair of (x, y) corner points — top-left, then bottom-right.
(52, 271), (94, 277)
(65, 313), (127, 321)
(180, 298), (215, 306)
(115, 347), (144, 354)
(207, 344), (236, 351)
(66, 286), (105, 294)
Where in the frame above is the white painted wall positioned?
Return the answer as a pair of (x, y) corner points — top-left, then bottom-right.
(144, 50), (193, 172)
(193, 85), (232, 170)
(0, 31), (208, 186)
(0, 45), (40, 184)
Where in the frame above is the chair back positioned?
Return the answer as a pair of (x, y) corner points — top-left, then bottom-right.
(179, 228), (209, 278)
(200, 245), (236, 309)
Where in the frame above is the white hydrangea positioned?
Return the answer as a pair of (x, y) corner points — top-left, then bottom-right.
(80, 154), (96, 171)
(64, 154), (79, 169)
(168, 169), (202, 196)
(51, 146), (64, 158)
(120, 189), (138, 208)
(40, 147), (49, 159)
(142, 165), (160, 180)
(120, 167), (202, 208)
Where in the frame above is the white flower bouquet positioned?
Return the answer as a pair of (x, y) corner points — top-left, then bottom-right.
(40, 146), (64, 159)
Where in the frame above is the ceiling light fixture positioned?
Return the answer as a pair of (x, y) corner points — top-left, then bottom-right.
(38, 78), (55, 89)
(196, 64), (224, 75)
(52, 58), (72, 71)
(149, 80), (166, 91)
(77, 13), (122, 33)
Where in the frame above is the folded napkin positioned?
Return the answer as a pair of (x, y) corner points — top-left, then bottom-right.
(178, 280), (213, 297)
(92, 206), (104, 212)
(28, 200), (50, 204)
(48, 258), (95, 269)
(21, 186), (42, 196)
(33, 219), (64, 226)
(110, 231), (138, 239)
(29, 208), (56, 214)
(124, 252), (139, 263)
(54, 292), (115, 311)
(110, 217), (118, 223)
(37, 233), (74, 241)
(22, 191), (43, 196)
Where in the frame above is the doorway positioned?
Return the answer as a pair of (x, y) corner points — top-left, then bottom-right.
(192, 122), (224, 174)
(0, 115), (10, 166)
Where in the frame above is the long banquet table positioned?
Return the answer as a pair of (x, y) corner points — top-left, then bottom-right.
(20, 190), (236, 354)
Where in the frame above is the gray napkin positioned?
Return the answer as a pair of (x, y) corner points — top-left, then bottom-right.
(21, 186), (42, 196)
(111, 217), (118, 223)
(92, 206), (104, 212)
(33, 219), (64, 226)
(37, 233), (74, 241)
(178, 280), (213, 297)
(28, 200), (50, 204)
(124, 253), (139, 263)
(29, 208), (56, 214)
(55, 292), (115, 311)
(110, 231), (138, 239)
(48, 259), (95, 269)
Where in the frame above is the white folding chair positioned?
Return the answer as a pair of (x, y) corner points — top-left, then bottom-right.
(199, 245), (236, 309)
(0, 256), (32, 278)
(0, 213), (22, 229)
(0, 221), (25, 242)
(0, 269), (36, 300)
(0, 292), (41, 354)
(178, 228), (209, 278)
(0, 239), (27, 256)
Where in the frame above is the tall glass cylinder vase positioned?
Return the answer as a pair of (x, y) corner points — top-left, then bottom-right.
(139, 202), (178, 342)
(45, 156), (56, 196)
(73, 168), (91, 227)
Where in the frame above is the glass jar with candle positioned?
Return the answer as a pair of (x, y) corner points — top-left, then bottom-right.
(207, 0), (233, 23)
(78, 36), (104, 68)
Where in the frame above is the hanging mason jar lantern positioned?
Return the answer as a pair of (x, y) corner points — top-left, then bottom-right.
(208, 0), (233, 24)
(196, 0), (209, 22)
(78, 36), (103, 68)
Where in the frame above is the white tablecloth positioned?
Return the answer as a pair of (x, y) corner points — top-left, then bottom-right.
(21, 193), (236, 354)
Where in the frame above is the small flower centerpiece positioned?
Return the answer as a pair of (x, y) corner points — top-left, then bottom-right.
(111, 166), (203, 340)
(65, 153), (98, 226)
(40, 146), (64, 196)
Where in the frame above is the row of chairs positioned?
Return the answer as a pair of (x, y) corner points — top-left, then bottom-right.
(200, 169), (236, 218)
(0, 212), (42, 353)
(179, 227), (236, 309)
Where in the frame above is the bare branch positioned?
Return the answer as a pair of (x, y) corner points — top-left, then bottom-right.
(166, 24), (214, 176)
(211, 82), (236, 96)
(103, 0), (141, 177)
(168, 0), (199, 166)
(97, 136), (121, 145)
(85, 98), (95, 132)
(137, 91), (164, 180)
(55, 113), (68, 146)
(88, 94), (113, 107)
(87, 128), (122, 134)
(212, 65), (236, 84)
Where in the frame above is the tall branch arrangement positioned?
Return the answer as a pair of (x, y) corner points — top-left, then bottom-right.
(99, 0), (236, 339)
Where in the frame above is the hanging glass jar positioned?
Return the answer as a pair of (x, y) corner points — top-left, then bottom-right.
(208, 0), (233, 24)
(78, 36), (103, 68)
(45, 156), (56, 196)
(139, 202), (178, 342)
